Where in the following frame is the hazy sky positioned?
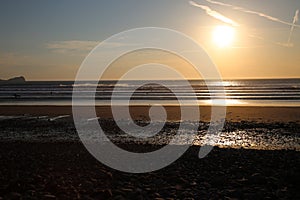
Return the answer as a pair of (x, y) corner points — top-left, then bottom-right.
(0, 0), (299, 80)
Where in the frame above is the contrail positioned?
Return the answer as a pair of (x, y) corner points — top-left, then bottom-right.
(249, 34), (294, 47)
(189, 1), (239, 26)
(204, 0), (300, 28)
(287, 9), (299, 44)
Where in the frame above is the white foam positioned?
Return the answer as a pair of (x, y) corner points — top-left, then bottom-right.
(0, 115), (26, 120)
(87, 117), (100, 121)
(49, 115), (70, 121)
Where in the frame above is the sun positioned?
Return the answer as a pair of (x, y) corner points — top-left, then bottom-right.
(212, 25), (235, 48)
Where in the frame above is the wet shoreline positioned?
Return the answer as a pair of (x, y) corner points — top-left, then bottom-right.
(0, 116), (299, 151)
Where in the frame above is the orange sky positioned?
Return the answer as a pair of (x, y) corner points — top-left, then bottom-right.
(0, 0), (299, 80)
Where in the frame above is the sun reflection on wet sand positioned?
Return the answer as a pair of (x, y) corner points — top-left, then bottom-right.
(200, 99), (247, 106)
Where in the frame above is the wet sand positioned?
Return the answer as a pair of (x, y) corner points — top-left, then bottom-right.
(0, 105), (299, 199)
(0, 105), (300, 123)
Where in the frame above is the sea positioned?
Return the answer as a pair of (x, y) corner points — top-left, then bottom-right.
(0, 78), (299, 106)
(0, 78), (299, 150)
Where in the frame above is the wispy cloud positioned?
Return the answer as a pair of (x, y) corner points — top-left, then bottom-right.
(204, 0), (300, 28)
(277, 42), (294, 48)
(192, 0), (299, 47)
(46, 40), (140, 55)
(230, 45), (268, 49)
(249, 34), (294, 48)
(46, 40), (99, 55)
(189, 1), (239, 26)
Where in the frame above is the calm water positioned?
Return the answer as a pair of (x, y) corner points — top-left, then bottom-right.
(0, 79), (299, 106)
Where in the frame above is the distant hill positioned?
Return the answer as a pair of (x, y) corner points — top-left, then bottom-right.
(0, 76), (26, 85)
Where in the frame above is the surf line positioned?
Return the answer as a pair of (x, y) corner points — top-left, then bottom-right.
(87, 117), (101, 122)
(49, 115), (70, 121)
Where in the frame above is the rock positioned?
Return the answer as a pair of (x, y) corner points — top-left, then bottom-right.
(201, 182), (211, 188)
(99, 169), (113, 180)
(224, 189), (243, 198)
(248, 173), (266, 185)
(0, 76), (26, 85)
(190, 181), (197, 186)
(43, 194), (56, 199)
(178, 191), (194, 198)
(113, 195), (126, 200)
(154, 192), (161, 197)
(210, 175), (227, 187)
(224, 197), (237, 200)
(91, 189), (112, 199)
(121, 188), (133, 192)
(244, 191), (264, 199)
(7, 192), (21, 200)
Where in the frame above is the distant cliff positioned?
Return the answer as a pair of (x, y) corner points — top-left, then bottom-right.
(0, 76), (26, 85)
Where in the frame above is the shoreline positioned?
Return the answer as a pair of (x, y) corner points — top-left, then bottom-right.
(0, 105), (299, 123)
(0, 106), (299, 198)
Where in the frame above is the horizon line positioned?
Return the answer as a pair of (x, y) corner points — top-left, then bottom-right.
(22, 77), (300, 82)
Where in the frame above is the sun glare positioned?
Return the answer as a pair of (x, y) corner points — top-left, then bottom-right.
(212, 25), (235, 48)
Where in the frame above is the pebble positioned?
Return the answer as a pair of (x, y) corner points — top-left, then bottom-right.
(43, 194), (56, 199)
(7, 192), (21, 200)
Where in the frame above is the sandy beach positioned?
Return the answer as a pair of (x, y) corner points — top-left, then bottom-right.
(0, 105), (299, 199)
(1, 0), (300, 198)
(0, 92), (299, 200)
(1, 105), (300, 123)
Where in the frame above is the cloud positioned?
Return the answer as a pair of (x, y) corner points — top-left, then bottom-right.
(189, 1), (239, 26)
(277, 42), (294, 48)
(197, 0), (299, 47)
(46, 40), (141, 55)
(204, 0), (300, 28)
(248, 34), (294, 48)
(46, 40), (99, 55)
(230, 45), (268, 49)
